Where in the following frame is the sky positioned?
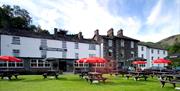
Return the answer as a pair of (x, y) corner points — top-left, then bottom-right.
(0, 0), (180, 42)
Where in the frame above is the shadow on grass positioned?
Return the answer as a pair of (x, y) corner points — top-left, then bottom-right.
(0, 78), (25, 82)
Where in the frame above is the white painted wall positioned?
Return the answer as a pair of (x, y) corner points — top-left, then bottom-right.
(0, 35), (100, 59)
(1, 35), (41, 57)
(138, 45), (168, 68)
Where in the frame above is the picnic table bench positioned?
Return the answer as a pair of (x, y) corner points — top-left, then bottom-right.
(42, 70), (60, 79)
(160, 80), (180, 88)
(0, 70), (19, 80)
(79, 71), (88, 79)
(160, 74), (180, 88)
(85, 72), (107, 84)
(125, 71), (148, 81)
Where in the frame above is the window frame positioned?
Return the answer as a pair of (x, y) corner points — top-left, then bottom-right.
(12, 36), (20, 45)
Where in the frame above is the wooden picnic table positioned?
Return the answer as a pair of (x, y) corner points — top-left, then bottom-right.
(125, 71), (148, 81)
(160, 74), (180, 88)
(42, 70), (59, 79)
(85, 72), (107, 84)
(0, 70), (19, 80)
(79, 71), (89, 79)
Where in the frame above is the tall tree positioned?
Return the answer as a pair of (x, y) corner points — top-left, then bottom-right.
(0, 5), (31, 29)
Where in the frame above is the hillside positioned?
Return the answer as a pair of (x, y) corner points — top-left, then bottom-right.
(157, 34), (180, 47)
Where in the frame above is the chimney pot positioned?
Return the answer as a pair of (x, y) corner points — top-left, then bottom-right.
(117, 29), (123, 37)
(107, 28), (114, 37)
(78, 32), (83, 39)
(94, 29), (99, 36)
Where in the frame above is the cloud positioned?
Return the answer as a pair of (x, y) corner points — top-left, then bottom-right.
(146, 0), (162, 25)
(0, 0), (179, 43)
(0, 0), (141, 38)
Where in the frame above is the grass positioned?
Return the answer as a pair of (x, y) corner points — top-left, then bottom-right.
(0, 73), (179, 91)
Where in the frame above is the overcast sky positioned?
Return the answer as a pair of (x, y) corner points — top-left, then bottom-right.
(0, 0), (180, 42)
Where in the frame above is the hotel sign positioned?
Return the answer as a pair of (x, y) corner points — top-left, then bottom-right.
(39, 47), (67, 52)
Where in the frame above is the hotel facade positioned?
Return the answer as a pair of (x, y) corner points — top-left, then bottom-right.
(138, 42), (168, 68)
(0, 28), (168, 73)
(0, 28), (100, 73)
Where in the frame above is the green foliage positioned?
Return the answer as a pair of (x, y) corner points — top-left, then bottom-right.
(167, 42), (180, 55)
(0, 5), (31, 29)
(0, 4), (49, 34)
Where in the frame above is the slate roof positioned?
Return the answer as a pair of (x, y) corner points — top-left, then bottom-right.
(138, 42), (166, 50)
(100, 35), (139, 41)
(0, 28), (98, 44)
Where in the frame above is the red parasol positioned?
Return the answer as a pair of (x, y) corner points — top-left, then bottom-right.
(152, 58), (171, 64)
(76, 57), (107, 63)
(132, 61), (147, 64)
(0, 56), (22, 62)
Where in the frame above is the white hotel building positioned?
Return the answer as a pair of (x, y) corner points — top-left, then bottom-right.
(138, 42), (168, 68)
(0, 28), (169, 73)
(0, 29), (100, 72)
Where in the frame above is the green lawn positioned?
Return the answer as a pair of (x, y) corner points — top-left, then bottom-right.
(0, 73), (179, 91)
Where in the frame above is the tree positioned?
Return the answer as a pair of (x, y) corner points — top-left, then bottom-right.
(0, 4), (50, 34)
(0, 5), (31, 29)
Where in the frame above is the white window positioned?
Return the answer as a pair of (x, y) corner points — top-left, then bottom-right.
(163, 50), (166, 54)
(140, 64), (145, 67)
(16, 62), (24, 67)
(108, 49), (113, 56)
(30, 59), (50, 68)
(62, 52), (67, 58)
(151, 49), (154, 53)
(13, 49), (20, 57)
(0, 61), (7, 68)
(30, 59), (37, 67)
(121, 39), (124, 47)
(151, 56), (154, 60)
(45, 61), (50, 67)
(12, 36), (20, 45)
(38, 60), (44, 67)
(75, 53), (79, 59)
(89, 44), (96, 50)
(131, 51), (135, 58)
(0, 61), (24, 68)
(75, 42), (79, 49)
(157, 50), (160, 54)
(131, 41), (134, 48)
(141, 46), (144, 51)
(141, 54), (144, 58)
(120, 49), (124, 58)
(108, 40), (112, 47)
(89, 54), (96, 57)
(62, 41), (67, 48)
(41, 39), (47, 46)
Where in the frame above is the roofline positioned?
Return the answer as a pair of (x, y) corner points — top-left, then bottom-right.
(138, 44), (167, 50)
(0, 33), (99, 44)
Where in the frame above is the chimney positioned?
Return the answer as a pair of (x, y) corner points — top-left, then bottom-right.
(117, 29), (123, 37)
(94, 29), (99, 36)
(54, 28), (58, 37)
(107, 28), (114, 37)
(78, 32), (83, 39)
(54, 28), (58, 34)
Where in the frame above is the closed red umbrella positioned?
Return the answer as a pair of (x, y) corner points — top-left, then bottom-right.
(152, 58), (171, 64)
(132, 61), (147, 64)
(0, 56), (22, 62)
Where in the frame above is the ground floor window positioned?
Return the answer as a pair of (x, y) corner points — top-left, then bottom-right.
(92, 63), (105, 67)
(139, 64), (145, 67)
(0, 61), (24, 68)
(30, 59), (50, 68)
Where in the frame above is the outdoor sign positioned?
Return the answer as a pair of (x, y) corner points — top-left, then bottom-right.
(39, 46), (67, 52)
